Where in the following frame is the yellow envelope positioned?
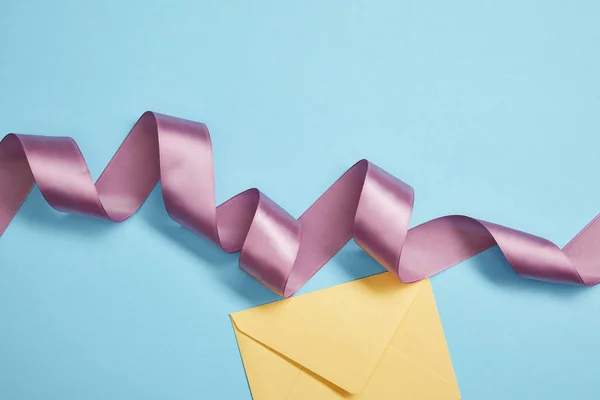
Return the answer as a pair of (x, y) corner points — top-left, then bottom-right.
(230, 272), (461, 399)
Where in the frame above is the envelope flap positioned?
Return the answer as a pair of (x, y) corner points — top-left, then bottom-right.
(230, 272), (423, 394)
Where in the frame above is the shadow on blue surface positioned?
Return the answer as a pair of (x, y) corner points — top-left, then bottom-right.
(469, 246), (585, 298)
(15, 185), (586, 302)
(331, 245), (587, 299)
(139, 186), (278, 306)
(14, 184), (277, 306)
(17, 186), (114, 236)
(334, 245), (387, 280)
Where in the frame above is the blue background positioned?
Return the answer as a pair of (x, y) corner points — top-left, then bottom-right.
(1, 1), (599, 399)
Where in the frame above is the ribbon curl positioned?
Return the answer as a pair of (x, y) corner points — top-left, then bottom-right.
(1, 112), (599, 296)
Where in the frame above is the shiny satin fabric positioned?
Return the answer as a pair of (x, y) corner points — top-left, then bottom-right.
(1, 112), (598, 297)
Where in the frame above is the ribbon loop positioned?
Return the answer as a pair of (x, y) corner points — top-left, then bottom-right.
(1, 112), (599, 297)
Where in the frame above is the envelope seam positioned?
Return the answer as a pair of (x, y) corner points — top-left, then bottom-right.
(391, 281), (424, 337)
(386, 282), (461, 398)
(385, 345), (460, 398)
(283, 369), (303, 400)
(353, 281), (426, 392)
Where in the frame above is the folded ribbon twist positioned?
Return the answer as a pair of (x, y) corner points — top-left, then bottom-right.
(1, 112), (599, 296)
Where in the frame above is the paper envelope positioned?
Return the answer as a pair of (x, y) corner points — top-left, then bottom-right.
(230, 272), (461, 399)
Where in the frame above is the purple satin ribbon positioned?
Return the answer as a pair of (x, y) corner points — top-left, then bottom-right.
(1, 112), (599, 297)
